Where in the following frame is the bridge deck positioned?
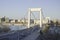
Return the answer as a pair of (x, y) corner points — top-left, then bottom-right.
(21, 30), (40, 40)
(0, 25), (40, 40)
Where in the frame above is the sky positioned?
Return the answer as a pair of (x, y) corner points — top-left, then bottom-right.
(0, 0), (60, 19)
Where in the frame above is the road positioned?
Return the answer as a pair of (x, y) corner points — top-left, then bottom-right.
(21, 29), (40, 40)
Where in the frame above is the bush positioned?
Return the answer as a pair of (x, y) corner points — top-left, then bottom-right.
(0, 25), (10, 33)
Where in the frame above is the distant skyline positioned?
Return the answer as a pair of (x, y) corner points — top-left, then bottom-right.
(0, 0), (60, 19)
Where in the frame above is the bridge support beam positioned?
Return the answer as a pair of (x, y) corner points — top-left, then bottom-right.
(28, 8), (30, 28)
(40, 9), (42, 27)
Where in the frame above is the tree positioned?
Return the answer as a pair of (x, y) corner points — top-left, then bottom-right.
(1, 17), (5, 22)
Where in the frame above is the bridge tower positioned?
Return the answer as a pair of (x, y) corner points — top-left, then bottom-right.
(28, 8), (42, 28)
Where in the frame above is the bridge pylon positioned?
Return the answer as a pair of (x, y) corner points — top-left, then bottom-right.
(28, 8), (42, 28)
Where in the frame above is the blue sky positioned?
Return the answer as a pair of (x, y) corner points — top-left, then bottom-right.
(0, 0), (60, 19)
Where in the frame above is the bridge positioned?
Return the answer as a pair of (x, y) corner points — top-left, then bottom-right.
(1, 8), (50, 28)
(0, 8), (52, 40)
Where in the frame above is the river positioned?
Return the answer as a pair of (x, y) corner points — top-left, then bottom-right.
(9, 25), (27, 31)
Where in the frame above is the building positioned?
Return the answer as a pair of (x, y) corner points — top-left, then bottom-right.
(10, 19), (15, 23)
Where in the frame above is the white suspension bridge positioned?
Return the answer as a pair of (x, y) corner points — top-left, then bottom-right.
(0, 8), (51, 40)
(21, 8), (50, 28)
(1, 8), (50, 29)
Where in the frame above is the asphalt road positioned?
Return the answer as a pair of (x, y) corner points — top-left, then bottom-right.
(21, 29), (40, 40)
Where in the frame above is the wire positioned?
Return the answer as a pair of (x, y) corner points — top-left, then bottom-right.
(31, 12), (37, 19)
(41, 9), (45, 19)
(21, 9), (45, 20)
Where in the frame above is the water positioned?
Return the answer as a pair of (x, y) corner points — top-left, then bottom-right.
(9, 25), (27, 31)
(1, 24), (60, 33)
